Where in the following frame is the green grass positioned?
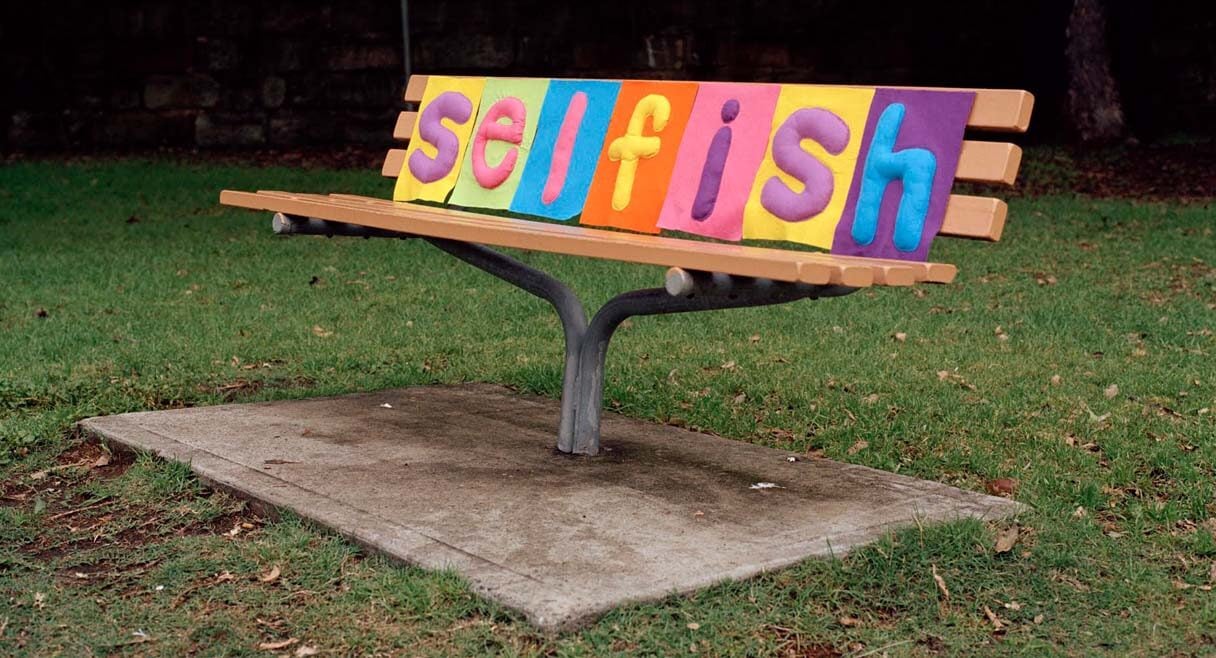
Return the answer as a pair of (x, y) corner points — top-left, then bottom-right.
(1, 158), (1214, 655)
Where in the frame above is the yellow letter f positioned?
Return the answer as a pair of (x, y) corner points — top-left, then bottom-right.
(607, 94), (671, 211)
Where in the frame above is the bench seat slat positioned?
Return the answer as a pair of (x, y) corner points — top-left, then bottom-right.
(379, 148), (1005, 242)
(220, 190), (961, 287)
(390, 112), (1022, 185)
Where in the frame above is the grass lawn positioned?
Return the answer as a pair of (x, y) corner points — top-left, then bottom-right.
(1, 157), (1214, 656)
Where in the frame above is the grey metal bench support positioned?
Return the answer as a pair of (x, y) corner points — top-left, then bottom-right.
(271, 213), (857, 456)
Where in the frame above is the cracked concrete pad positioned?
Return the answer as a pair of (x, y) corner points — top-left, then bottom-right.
(80, 384), (1021, 630)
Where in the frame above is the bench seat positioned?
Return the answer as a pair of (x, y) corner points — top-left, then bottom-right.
(221, 190), (958, 288)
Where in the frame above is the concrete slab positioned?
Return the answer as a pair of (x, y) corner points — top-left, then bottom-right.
(80, 384), (1021, 631)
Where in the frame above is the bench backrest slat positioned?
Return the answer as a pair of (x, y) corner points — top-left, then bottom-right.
(385, 75), (1030, 243)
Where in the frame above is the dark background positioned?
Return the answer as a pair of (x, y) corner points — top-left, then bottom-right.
(1, 0), (1213, 151)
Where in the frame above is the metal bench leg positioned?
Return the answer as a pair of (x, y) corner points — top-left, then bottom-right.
(270, 215), (860, 457)
(423, 238), (589, 452)
(569, 272), (858, 455)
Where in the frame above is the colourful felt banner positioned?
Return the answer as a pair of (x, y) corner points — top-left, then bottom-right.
(580, 81), (699, 234)
(831, 89), (975, 261)
(656, 83), (780, 241)
(448, 78), (549, 210)
(509, 80), (622, 220)
(741, 85), (875, 249)
(393, 76), (486, 203)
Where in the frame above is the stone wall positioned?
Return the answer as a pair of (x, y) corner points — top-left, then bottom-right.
(2, 1), (1212, 150)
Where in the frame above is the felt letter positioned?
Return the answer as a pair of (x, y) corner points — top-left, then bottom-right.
(742, 85), (875, 249)
(409, 92), (473, 183)
(760, 108), (848, 220)
(608, 94), (670, 211)
(393, 76), (486, 202)
(849, 103), (936, 251)
(471, 97), (526, 188)
(510, 80), (621, 220)
(581, 81), (698, 233)
(831, 89), (975, 261)
(657, 83), (779, 241)
(543, 92), (589, 204)
(449, 78), (549, 210)
(692, 100), (738, 220)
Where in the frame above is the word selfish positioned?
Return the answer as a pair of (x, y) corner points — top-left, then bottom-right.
(395, 77), (975, 262)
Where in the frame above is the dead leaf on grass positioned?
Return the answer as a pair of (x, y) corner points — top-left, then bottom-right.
(295, 647), (319, 657)
(259, 566), (281, 583)
(311, 325), (333, 338)
(985, 478), (1019, 497)
(846, 440), (869, 455)
(838, 616), (861, 627)
(1104, 384), (1120, 399)
(994, 525), (1020, 553)
(258, 638), (298, 651)
(983, 605), (1005, 631)
(1050, 374), (1062, 386)
(931, 564), (950, 600)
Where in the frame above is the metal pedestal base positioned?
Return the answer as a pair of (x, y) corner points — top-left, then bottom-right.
(273, 213), (857, 455)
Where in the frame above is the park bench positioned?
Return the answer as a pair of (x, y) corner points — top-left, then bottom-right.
(220, 75), (1033, 456)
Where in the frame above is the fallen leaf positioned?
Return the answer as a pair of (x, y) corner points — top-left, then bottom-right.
(259, 566), (281, 583)
(994, 525), (1020, 553)
(686, 622), (701, 630)
(838, 616), (861, 627)
(1104, 384), (1120, 399)
(1050, 374), (1062, 386)
(892, 332), (907, 342)
(33, 592), (46, 609)
(931, 564), (950, 600)
(1073, 506), (1088, 519)
(846, 439), (869, 455)
(861, 393), (879, 405)
(92, 453), (111, 468)
(311, 325), (333, 338)
(749, 334), (760, 344)
(225, 524), (242, 537)
(720, 360), (737, 371)
(295, 647), (319, 657)
(214, 571), (236, 583)
(258, 638), (298, 651)
(731, 392), (746, 404)
(983, 605), (1005, 631)
(985, 478), (1019, 497)
(1004, 600), (1022, 611)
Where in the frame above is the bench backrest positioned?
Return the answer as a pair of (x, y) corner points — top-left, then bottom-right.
(381, 75), (1032, 246)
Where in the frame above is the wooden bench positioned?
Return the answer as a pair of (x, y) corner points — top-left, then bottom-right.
(221, 75), (1033, 455)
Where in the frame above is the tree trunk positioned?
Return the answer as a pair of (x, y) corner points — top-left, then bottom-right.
(1065, 0), (1126, 144)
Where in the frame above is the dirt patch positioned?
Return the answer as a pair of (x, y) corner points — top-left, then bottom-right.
(6, 436), (261, 564)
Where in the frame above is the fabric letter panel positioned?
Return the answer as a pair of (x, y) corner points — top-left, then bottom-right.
(831, 89), (975, 261)
(656, 83), (780, 241)
(393, 76), (486, 202)
(741, 85), (875, 249)
(580, 81), (699, 233)
(509, 80), (622, 220)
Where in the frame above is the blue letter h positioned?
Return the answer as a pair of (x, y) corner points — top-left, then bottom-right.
(850, 103), (937, 252)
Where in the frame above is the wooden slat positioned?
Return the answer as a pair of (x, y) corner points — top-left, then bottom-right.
(220, 190), (968, 288)
(393, 112), (417, 140)
(391, 110), (1019, 185)
(957, 142), (1022, 185)
(402, 75), (1033, 132)
(379, 148), (1003, 242)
